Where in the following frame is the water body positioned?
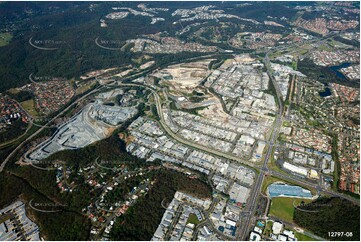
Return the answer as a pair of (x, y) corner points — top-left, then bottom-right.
(329, 62), (352, 80)
(268, 183), (313, 198)
(319, 83), (332, 97)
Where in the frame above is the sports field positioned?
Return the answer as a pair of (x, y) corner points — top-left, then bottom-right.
(269, 197), (312, 223)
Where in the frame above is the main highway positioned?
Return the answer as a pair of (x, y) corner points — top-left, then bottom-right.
(235, 30), (359, 240)
(90, 35), (360, 239)
(1, 38), (358, 240)
(121, 80), (359, 241)
(236, 49), (285, 240)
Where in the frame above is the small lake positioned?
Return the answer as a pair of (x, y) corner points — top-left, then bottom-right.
(319, 83), (332, 97)
(329, 62), (352, 80)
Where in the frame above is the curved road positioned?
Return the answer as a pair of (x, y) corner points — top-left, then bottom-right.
(114, 82), (259, 172)
(0, 84), (106, 173)
(2, 47), (358, 241)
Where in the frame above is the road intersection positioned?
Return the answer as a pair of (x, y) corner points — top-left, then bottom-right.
(1, 43), (359, 241)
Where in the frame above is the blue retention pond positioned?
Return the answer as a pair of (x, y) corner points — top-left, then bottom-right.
(268, 183), (313, 198)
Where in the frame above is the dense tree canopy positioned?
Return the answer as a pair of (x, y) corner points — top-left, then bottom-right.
(294, 197), (360, 241)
